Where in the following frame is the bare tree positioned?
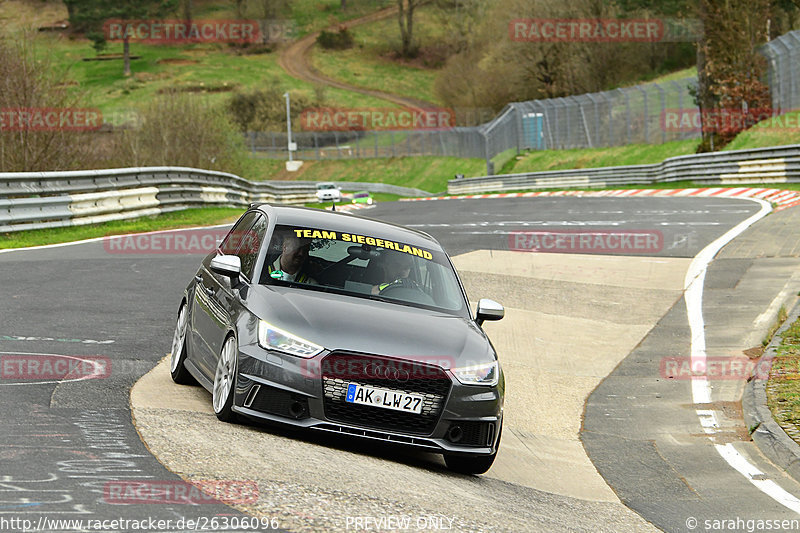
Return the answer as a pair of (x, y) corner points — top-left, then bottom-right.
(397, 0), (423, 57)
(182, 0), (193, 21)
(435, 0), (696, 114)
(0, 34), (98, 171)
(234, 0), (246, 19)
(117, 91), (246, 174)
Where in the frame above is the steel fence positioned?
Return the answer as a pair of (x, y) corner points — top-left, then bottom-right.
(505, 79), (700, 150)
(246, 128), (486, 160)
(250, 30), (800, 175)
(763, 30), (800, 114)
(249, 78), (698, 166)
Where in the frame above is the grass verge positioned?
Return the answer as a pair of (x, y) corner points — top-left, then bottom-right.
(508, 139), (699, 173)
(766, 306), (800, 443)
(38, 33), (390, 119)
(310, 3), (444, 106)
(0, 207), (243, 249)
(723, 111), (800, 151)
(246, 156), (486, 192)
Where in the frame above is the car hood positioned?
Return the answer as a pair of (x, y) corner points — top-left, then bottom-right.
(247, 285), (493, 367)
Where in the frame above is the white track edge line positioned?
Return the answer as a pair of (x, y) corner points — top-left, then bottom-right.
(684, 197), (800, 513)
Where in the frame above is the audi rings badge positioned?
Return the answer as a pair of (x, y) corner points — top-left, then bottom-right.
(362, 362), (411, 383)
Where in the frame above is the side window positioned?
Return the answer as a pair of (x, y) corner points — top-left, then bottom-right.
(238, 214), (268, 280)
(220, 211), (258, 255)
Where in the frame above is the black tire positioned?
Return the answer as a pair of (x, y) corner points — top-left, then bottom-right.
(212, 335), (238, 423)
(169, 303), (196, 385)
(444, 427), (502, 475)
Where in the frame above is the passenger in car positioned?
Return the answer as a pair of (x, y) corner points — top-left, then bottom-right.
(268, 234), (317, 284)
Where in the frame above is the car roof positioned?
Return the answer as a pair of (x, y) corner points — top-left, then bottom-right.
(253, 205), (440, 249)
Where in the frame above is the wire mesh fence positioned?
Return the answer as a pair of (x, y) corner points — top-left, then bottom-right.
(506, 79), (700, 151)
(248, 77), (699, 166)
(246, 128), (487, 160)
(763, 30), (800, 114)
(252, 30), (800, 173)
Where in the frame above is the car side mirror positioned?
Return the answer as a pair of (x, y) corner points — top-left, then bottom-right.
(476, 298), (504, 326)
(210, 254), (241, 284)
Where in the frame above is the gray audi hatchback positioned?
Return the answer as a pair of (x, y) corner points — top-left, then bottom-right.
(170, 205), (505, 474)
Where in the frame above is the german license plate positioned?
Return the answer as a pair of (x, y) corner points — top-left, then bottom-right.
(345, 383), (423, 414)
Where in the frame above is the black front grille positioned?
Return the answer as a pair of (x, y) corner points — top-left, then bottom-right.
(321, 352), (451, 435)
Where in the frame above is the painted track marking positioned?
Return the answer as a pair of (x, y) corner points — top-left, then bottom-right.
(684, 197), (800, 513)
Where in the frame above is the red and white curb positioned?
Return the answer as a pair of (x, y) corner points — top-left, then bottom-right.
(401, 188), (800, 212)
(325, 203), (376, 213)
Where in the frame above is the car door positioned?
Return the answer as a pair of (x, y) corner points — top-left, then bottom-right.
(190, 211), (258, 377)
(203, 212), (270, 376)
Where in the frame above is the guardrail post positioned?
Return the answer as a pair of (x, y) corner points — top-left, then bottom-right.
(656, 84), (666, 144)
(484, 131), (492, 176)
(635, 85), (649, 144)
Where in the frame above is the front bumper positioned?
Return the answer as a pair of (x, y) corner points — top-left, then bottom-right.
(316, 193), (340, 201)
(232, 344), (503, 455)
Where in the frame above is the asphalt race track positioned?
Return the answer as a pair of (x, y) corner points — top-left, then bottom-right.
(3, 196), (800, 532)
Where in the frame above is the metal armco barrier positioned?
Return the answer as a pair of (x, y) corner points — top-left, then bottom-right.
(0, 167), (317, 233)
(0, 167), (433, 233)
(284, 181), (434, 198)
(448, 145), (800, 195)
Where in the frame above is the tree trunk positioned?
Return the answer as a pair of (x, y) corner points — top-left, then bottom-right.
(695, 1), (716, 150)
(183, 0), (193, 22)
(123, 36), (131, 77)
(696, 41), (717, 150)
(65, 1), (76, 22)
(398, 0), (416, 57)
(406, 1), (415, 56)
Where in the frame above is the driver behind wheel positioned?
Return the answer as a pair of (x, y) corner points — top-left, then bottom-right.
(371, 251), (414, 295)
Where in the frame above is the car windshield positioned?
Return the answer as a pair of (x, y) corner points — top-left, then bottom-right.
(260, 224), (468, 316)
(318, 184), (336, 190)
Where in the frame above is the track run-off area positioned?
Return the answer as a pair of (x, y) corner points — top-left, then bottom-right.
(3, 194), (800, 532)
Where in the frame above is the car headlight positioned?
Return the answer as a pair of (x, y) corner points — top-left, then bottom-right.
(451, 361), (499, 386)
(258, 320), (323, 358)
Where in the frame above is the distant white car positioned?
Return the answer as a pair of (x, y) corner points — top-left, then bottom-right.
(316, 182), (341, 202)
